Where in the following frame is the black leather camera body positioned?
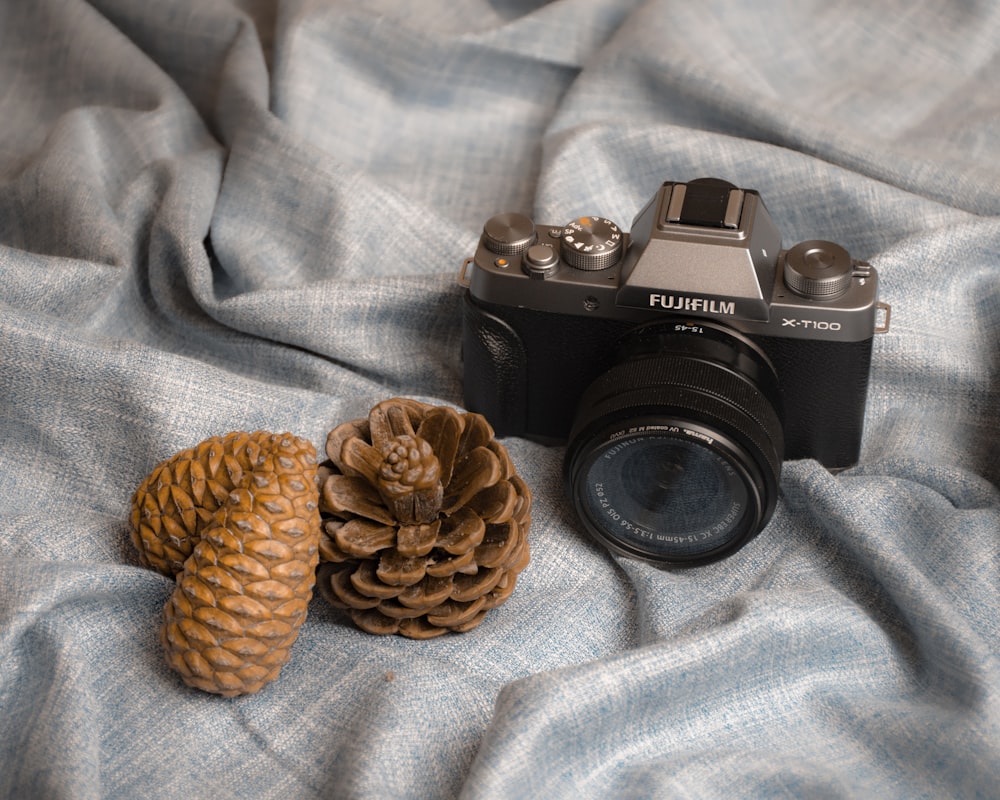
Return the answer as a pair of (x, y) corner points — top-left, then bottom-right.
(460, 178), (889, 565)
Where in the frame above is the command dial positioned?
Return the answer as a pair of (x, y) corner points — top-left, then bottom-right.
(483, 213), (536, 256)
(783, 240), (860, 299)
(560, 216), (624, 270)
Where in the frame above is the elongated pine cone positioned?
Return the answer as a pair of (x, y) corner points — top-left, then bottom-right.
(129, 432), (321, 696)
(317, 398), (532, 639)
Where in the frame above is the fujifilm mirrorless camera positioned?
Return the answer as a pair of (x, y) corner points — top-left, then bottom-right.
(459, 177), (890, 567)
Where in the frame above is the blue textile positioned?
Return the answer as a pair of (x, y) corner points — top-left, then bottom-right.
(1, 1), (998, 797)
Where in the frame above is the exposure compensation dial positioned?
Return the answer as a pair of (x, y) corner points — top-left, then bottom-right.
(482, 213), (536, 256)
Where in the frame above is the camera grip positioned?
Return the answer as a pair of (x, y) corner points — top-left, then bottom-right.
(462, 293), (529, 436)
(764, 336), (873, 469)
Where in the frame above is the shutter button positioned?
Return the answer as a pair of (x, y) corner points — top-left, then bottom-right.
(523, 243), (559, 279)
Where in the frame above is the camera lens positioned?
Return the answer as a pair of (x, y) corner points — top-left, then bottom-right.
(564, 321), (783, 566)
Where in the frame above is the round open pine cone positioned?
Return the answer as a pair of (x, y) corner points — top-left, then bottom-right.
(317, 398), (531, 639)
(129, 431), (321, 696)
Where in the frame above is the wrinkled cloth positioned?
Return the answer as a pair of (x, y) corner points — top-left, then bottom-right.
(1, 1), (998, 798)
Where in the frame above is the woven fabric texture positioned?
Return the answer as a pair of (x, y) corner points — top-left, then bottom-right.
(1, 1), (998, 797)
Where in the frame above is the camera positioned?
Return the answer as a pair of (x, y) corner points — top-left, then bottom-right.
(459, 178), (890, 566)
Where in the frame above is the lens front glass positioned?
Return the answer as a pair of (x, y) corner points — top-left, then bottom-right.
(576, 427), (755, 562)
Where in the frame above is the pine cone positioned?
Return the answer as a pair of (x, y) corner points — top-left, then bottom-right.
(316, 398), (531, 639)
(129, 432), (321, 696)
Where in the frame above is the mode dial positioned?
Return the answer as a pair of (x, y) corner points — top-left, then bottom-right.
(560, 216), (624, 271)
(483, 213), (536, 256)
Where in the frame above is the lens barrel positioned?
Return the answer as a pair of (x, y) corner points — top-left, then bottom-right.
(564, 321), (784, 566)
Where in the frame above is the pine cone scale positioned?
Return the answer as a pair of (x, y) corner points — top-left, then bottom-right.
(377, 598), (432, 620)
(323, 475), (396, 525)
(323, 564), (381, 609)
(350, 561), (403, 599)
(415, 407), (463, 486)
(437, 508), (485, 554)
(245, 579), (296, 603)
(176, 617), (218, 649)
(426, 597), (486, 628)
(376, 550), (426, 586)
(243, 537), (296, 563)
(396, 521), (440, 557)
(351, 608), (403, 636)
(396, 575), (453, 609)
(328, 519), (386, 555)
(194, 606), (244, 637)
(425, 548), (477, 578)
(444, 447), (501, 505)
(451, 567), (503, 602)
